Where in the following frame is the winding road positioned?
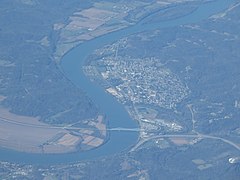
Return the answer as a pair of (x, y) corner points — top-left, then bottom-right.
(0, 0), (238, 165)
(1, 115), (240, 153)
(130, 134), (240, 152)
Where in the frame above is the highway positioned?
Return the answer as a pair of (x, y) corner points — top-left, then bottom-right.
(1, 115), (240, 153)
(130, 133), (240, 152)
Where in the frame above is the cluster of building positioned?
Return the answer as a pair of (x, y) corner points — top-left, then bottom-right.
(88, 56), (189, 110)
(83, 37), (190, 138)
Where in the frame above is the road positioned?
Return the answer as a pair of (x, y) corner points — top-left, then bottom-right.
(1, 115), (240, 153)
(130, 133), (240, 152)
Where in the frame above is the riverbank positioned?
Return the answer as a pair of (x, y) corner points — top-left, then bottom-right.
(0, 0), (236, 165)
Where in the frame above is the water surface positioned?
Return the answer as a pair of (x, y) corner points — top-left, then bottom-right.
(0, 0), (236, 164)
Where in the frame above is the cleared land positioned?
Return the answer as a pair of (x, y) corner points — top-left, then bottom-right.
(0, 107), (106, 154)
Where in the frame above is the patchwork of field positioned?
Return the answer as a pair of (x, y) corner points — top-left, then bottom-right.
(0, 107), (106, 154)
(54, 0), (188, 60)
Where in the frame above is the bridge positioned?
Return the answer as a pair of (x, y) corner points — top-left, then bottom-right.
(1, 116), (240, 153)
(107, 127), (142, 132)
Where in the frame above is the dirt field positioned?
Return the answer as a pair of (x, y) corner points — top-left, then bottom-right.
(0, 107), (105, 153)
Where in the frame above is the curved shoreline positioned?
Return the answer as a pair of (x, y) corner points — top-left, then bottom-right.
(0, 0), (236, 164)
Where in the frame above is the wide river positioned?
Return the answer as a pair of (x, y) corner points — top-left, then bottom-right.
(0, 0), (236, 164)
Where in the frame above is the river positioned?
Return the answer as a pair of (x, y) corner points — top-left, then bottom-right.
(0, 0), (236, 164)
